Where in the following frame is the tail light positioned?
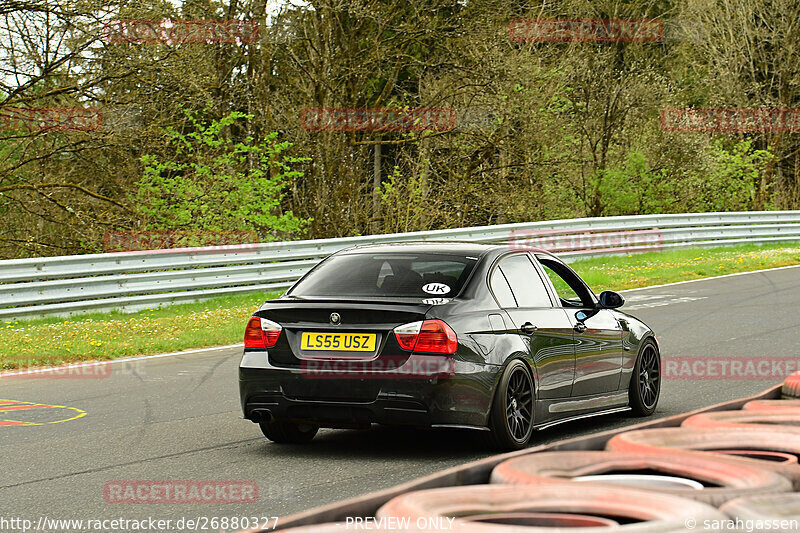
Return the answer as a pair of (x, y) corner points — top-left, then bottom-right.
(244, 316), (282, 348)
(394, 319), (457, 354)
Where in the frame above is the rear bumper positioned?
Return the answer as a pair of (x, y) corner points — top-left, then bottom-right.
(239, 350), (496, 429)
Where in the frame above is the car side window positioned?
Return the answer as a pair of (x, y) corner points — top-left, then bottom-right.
(490, 267), (517, 308)
(497, 254), (553, 308)
(538, 258), (594, 308)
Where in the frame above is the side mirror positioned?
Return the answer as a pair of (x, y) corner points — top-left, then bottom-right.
(598, 290), (625, 309)
(575, 310), (589, 323)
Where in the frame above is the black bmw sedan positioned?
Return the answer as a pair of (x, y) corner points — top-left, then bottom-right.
(239, 242), (660, 450)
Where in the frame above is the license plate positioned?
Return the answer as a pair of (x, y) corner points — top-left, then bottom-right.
(300, 332), (377, 352)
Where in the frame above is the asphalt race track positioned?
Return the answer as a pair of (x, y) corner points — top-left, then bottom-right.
(2, 266), (800, 528)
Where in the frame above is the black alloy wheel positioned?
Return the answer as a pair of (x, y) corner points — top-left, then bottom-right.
(489, 359), (534, 450)
(630, 340), (660, 416)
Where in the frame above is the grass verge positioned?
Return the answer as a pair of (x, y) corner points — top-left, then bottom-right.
(2, 243), (800, 371)
(0, 292), (280, 371)
(571, 243), (800, 290)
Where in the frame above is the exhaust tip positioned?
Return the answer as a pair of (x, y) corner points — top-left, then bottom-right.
(249, 409), (273, 423)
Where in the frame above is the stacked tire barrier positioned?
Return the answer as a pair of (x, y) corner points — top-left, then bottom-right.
(744, 399), (800, 412)
(784, 371), (800, 399)
(265, 375), (800, 532)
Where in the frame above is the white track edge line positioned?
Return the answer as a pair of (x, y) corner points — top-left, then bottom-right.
(619, 263), (800, 293)
(1, 343), (244, 377)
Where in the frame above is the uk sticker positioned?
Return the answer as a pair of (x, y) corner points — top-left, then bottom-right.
(422, 298), (451, 305)
(422, 283), (450, 295)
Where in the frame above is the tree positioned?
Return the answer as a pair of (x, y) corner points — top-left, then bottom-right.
(134, 110), (309, 239)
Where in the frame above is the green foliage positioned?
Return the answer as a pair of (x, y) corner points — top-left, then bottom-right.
(134, 110), (310, 239)
(694, 139), (772, 212)
(378, 165), (428, 233)
(598, 150), (673, 216)
(594, 141), (772, 216)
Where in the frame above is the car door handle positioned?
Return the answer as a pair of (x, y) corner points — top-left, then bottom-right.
(520, 322), (538, 334)
(573, 323), (587, 333)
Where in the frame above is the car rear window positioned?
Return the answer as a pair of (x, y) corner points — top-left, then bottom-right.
(288, 252), (478, 298)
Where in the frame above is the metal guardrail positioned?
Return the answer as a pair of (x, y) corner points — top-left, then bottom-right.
(2, 211), (800, 320)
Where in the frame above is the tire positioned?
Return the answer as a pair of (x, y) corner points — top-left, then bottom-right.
(721, 493), (800, 527)
(783, 371), (800, 399)
(376, 483), (727, 532)
(606, 427), (800, 489)
(487, 359), (534, 451)
(489, 450), (792, 507)
(682, 410), (800, 432)
(629, 339), (660, 416)
(259, 420), (318, 444)
(715, 450), (797, 463)
(744, 399), (800, 412)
